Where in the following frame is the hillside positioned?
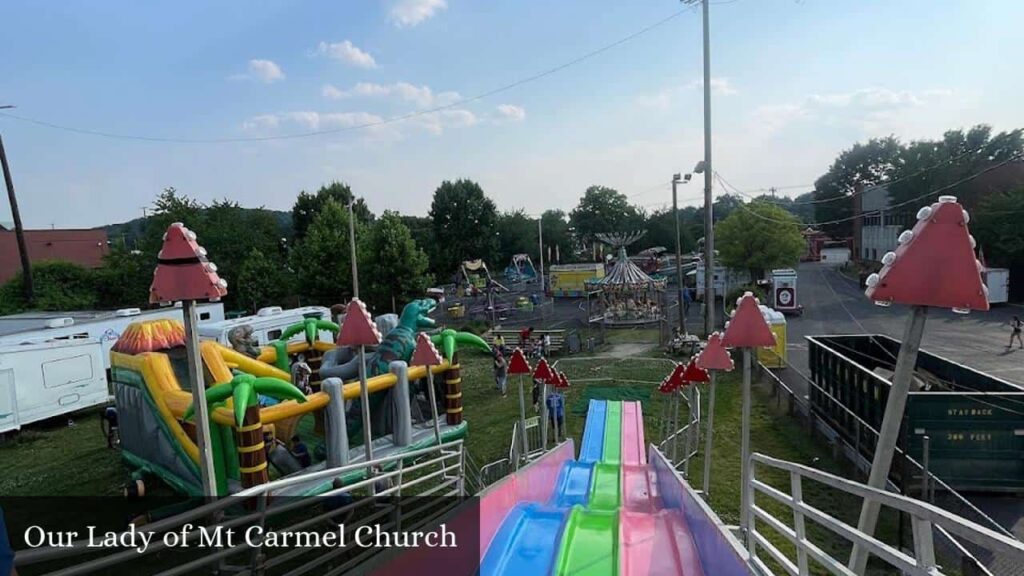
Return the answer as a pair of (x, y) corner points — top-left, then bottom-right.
(99, 208), (293, 248)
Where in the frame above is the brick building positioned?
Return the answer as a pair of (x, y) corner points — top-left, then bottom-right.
(0, 227), (109, 284)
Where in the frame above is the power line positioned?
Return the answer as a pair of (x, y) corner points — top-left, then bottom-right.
(0, 9), (691, 144)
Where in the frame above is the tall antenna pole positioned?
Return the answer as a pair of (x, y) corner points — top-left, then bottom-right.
(0, 113), (34, 305)
(699, 0), (715, 335)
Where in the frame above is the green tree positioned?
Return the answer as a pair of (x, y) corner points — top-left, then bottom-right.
(813, 136), (903, 237)
(428, 179), (499, 279)
(235, 248), (295, 314)
(569, 185), (644, 241)
(292, 181), (372, 240)
(496, 209), (537, 267)
(362, 211), (432, 313)
(290, 199), (355, 306)
(140, 187), (204, 255)
(94, 247), (152, 309)
(636, 208), (693, 255)
(0, 262), (98, 314)
(972, 186), (1024, 299)
(717, 201), (804, 280)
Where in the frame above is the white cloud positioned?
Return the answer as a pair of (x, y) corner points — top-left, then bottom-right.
(636, 77), (736, 110)
(314, 40), (377, 69)
(751, 87), (957, 135)
(228, 59), (285, 83)
(688, 77), (738, 96)
(322, 81), (461, 108)
(496, 104), (526, 122)
(242, 107), (476, 139)
(389, 0), (447, 28)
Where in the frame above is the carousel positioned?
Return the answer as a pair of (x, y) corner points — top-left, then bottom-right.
(586, 232), (667, 326)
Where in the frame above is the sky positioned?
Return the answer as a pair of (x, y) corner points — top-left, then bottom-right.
(1, 0), (1023, 229)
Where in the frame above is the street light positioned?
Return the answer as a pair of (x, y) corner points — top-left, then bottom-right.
(671, 174), (687, 334)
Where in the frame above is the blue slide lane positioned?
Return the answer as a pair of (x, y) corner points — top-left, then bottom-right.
(481, 503), (568, 576)
(550, 461), (595, 508)
(579, 400), (607, 464)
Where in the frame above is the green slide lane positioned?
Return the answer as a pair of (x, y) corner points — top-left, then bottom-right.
(602, 400), (622, 465)
(589, 462), (621, 510)
(554, 506), (619, 576)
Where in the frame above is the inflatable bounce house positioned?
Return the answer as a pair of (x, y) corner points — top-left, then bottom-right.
(111, 223), (489, 498)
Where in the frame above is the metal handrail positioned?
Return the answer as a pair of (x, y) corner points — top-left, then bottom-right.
(15, 440), (466, 575)
(745, 452), (1024, 576)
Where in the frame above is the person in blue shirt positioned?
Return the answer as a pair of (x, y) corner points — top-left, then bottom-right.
(0, 507), (17, 576)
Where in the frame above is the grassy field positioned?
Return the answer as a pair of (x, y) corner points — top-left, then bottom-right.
(0, 332), (900, 573)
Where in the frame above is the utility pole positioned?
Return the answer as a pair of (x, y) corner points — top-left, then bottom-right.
(692, 0), (715, 335)
(348, 200), (359, 299)
(769, 186), (777, 198)
(0, 109), (34, 305)
(672, 174), (686, 334)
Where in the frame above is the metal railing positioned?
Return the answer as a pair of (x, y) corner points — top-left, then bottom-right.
(657, 387), (701, 475)
(745, 452), (1024, 576)
(15, 440), (466, 576)
(508, 416), (544, 469)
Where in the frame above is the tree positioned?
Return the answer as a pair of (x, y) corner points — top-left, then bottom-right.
(569, 185), (644, 241)
(94, 247), (152, 309)
(235, 248), (295, 314)
(638, 208), (694, 255)
(292, 181), (372, 240)
(140, 187), (204, 255)
(972, 186), (1024, 299)
(362, 211), (432, 312)
(716, 201), (804, 280)
(813, 136), (903, 237)
(496, 209), (537, 267)
(200, 200), (283, 299)
(428, 179), (499, 279)
(290, 199), (356, 306)
(541, 209), (574, 264)
(0, 262), (98, 314)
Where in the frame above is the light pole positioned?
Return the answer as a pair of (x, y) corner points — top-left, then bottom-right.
(537, 217), (545, 294)
(0, 105), (34, 305)
(672, 174), (687, 334)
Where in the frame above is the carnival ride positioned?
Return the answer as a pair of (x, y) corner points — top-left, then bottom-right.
(505, 253), (538, 283)
(587, 232), (667, 326)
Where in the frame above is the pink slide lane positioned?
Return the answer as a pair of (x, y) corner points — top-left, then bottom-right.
(620, 509), (704, 575)
(621, 401), (646, 466)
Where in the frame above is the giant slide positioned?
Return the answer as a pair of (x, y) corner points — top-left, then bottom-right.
(479, 400), (720, 576)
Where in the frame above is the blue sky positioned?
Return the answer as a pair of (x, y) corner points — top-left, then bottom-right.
(1, 0), (1022, 228)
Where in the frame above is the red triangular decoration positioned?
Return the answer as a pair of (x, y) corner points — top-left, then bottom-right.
(149, 223), (227, 304)
(722, 293), (776, 348)
(865, 198), (988, 311)
(533, 357), (553, 382)
(696, 332), (734, 371)
(664, 363), (687, 390)
(337, 298), (383, 346)
(555, 372), (570, 389)
(507, 348), (532, 375)
(682, 358), (710, 383)
(411, 332), (443, 366)
(657, 377), (675, 394)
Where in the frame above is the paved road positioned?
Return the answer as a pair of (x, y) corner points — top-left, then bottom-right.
(781, 261), (1024, 399)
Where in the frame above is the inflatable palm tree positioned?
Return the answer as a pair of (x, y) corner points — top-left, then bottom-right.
(268, 317), (340, 372)
(431, 328), (491, 425)
(187, 374), (307, 489)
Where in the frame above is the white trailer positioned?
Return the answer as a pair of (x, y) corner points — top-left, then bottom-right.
(0, 337), (109, 434)
(0, 304), (225, 371)
(691, 266), (752, 300)
(198, 306), (333, 347)
(985, 267), (1010, 305)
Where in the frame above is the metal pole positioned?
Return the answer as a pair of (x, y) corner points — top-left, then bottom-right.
(740, 348), (752, 534)
(683, 386), (693, 477)
(700, 0), (715, 337)
(849, 305), (928, 574)
(540, 381), (549, 449)
(673, 176), (686, 334)
(671, 392), (680, 464)
(921, 435), (931, 502)
(517, 375), (529, 458)
(538, 218), (545, 294)
(0, 134), (34, 304)
(348, 201), (359, 298)
(426, 369), (442, 447)
(703, 370), (717, 496)
(357, 345), (374, 494)
(182, 300), (218, 498)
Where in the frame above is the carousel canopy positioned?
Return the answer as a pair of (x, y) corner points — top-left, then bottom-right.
(586, 245), (666, 292)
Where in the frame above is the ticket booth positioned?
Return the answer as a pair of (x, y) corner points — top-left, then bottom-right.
(769, 268), (802, 315)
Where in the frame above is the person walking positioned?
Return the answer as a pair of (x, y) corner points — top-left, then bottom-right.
(494, 333), (506, 355)
(494, 350), (508, 397)
(543, 333), (552, 357)
(1009, 316), (1024, 349)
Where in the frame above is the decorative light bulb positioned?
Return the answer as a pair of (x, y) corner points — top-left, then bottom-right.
(218, 279), (228, 289)
(186, 230), (197, 241)
(952, 307), (970, 315)
(198, 247), (208, 257)
(874, 300), (892, 307)
(881, 252), (896, 266)
(962, 209), (970, 224)
(865, 273), (880, 287)
(969, 235), (977, 249)
(916, 206), (932, 220)
(976, 259), (984, 273)
(938, 195), (957, 203)
(206, 263), (218, 273)
(898, 230), (914, 245)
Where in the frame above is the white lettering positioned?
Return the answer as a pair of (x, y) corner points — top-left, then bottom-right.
(198, 525), (231, 548)
(245, 526), (264, 548)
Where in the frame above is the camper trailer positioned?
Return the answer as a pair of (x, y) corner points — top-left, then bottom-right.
(0, 337), (108, 434)
(198, 306), (333, 347)
(0, 304), (226, 371)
